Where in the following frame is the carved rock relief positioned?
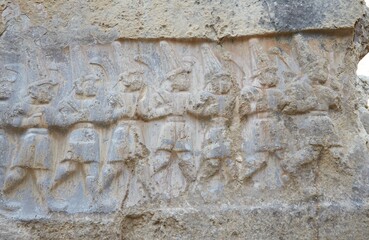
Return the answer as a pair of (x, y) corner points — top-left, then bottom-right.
(0, 35), (347, 218)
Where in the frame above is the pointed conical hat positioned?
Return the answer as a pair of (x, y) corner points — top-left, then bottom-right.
(70, 45), (89, 77)
(201, 44), (226, 78)
(160, 41), (181, 73)
(249, 38), (270, 75)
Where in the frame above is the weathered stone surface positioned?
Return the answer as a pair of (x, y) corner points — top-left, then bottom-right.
(0, 0), (365, 44)
(0, 0), (369, 239)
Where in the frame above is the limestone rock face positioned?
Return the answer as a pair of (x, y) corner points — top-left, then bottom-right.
(0, 0), (364, 42)
(0, 0), (369, 239)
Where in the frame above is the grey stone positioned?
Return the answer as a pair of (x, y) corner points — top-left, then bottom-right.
(0, 0), (368, 238)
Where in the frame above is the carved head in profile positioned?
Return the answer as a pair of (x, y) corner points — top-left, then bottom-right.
(205, 72), (233, 95)
(159, 41), (192, 92)
(119, 71), (145, 92)
(0, 76), (15, 100)
(201, 44), (234, 95)
(75, 74), (100, 97)
(28, 79), (58, 104)
(165, 68), (191, 92)
(252, 66), (279, 88)
(305, 59), (329, 85)
(293, 34), (329, 85)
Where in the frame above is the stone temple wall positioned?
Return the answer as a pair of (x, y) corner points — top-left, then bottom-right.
(0, 0), (369, 239)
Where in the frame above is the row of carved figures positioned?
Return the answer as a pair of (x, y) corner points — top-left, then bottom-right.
(0, 94), (343, 211)
(0, 36), (342, 129)
(0, 36), (346, 216)
(0, 71), (343, 191)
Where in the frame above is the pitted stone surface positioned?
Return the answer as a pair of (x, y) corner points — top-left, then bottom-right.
(0, 0), (365, 44)
(0, 0), (369, 239)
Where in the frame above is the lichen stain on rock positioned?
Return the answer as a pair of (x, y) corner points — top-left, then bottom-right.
(262, 0), (324, 31)
(0, 0), (368, 239)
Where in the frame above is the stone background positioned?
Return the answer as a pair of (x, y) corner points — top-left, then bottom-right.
(0, 0), (368, 239)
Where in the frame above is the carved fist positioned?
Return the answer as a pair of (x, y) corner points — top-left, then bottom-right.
(240, 86), (260, 101)
(11, 103), (25, 117)
(199, 92), (214, 103)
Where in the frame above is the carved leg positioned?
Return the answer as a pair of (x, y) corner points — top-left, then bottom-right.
(153, 121), (175, 174)
(35, 169), (51, 193)
(3, 167), (27, 193)
(52, 161), (77, 190)
(329, 146), (353, 174)
(152, 150), (172, 173)
(0, 167), (6, 189)
(199, 158), (221, 180)
(84, 162), (99, 197)
(100, 163), (122, 192)
(281, 145), (322, 174)
(238, 153), (267, 181)
(178, 151), (196, 182)
(135, 160), (153, 199)
(224, 158), (238, 182)
(329, 146), (344, 161)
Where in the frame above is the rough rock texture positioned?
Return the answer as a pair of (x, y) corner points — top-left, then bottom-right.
(0, 0), (369, 239)
(0, 0), (364, 43)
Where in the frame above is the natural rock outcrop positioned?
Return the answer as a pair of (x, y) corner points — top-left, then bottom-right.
(0, 0), (369, 239)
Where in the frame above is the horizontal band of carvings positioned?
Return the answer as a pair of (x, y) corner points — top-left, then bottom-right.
(0, 34), (352, 219)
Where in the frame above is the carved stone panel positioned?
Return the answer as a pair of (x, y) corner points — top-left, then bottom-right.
(0, 34), (358, 222)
